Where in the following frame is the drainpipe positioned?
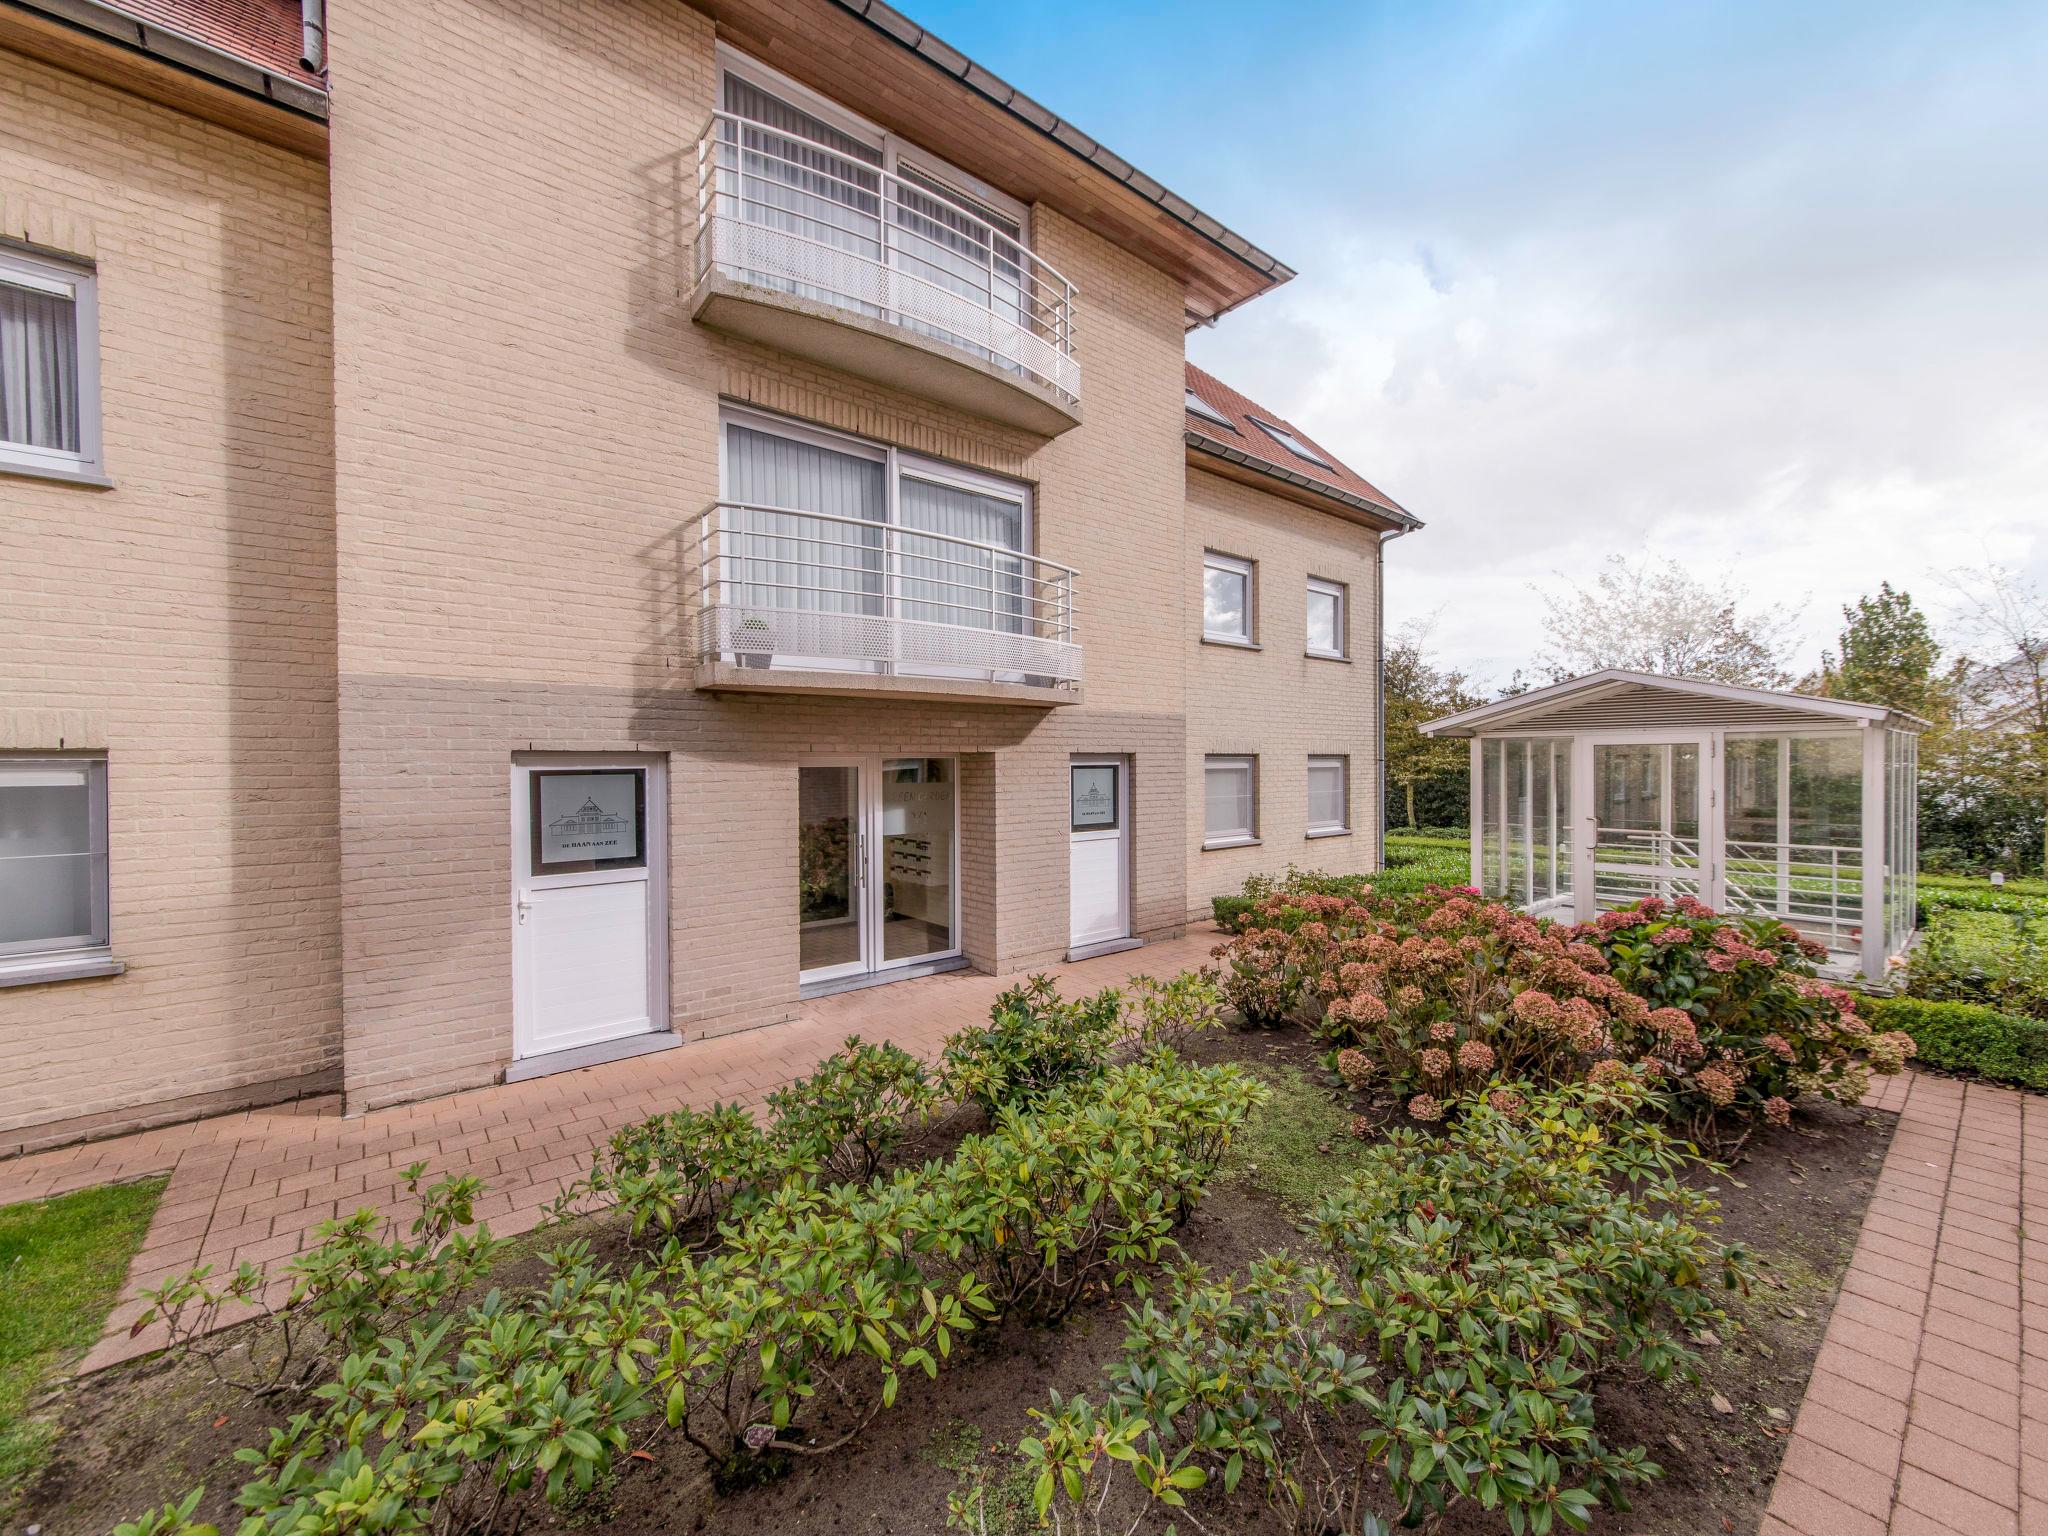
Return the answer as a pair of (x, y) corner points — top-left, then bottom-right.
(300, 0), (326, 73)
(1377, 525), (1408, 867)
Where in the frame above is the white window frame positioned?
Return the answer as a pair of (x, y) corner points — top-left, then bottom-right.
(1203, 754), (1258, 848)
(1202, 551), (1255, 646)
(1307, 755), (1350, 837)
(716, 45), (1032, 239)
(1306, 576), (1347, 659)
(0, 755), (112, 976)
(0, 245), (104, 484)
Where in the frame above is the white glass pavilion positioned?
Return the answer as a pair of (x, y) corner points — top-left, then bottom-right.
(1421, 671), (1926, 979)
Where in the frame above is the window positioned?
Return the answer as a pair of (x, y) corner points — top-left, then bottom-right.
(1184, 389), (1236, 432)
(1202, 552), (1253, 644)
(1203, 756), (1257, 846)
(0, 246), (101, 482)
(0, 757), (110, 969)
(1306, 577), (1346, 658)
(1248, 416), (1332, 469)
(1307, 756), (1349, 835)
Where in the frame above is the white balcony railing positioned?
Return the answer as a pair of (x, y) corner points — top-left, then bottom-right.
(694, 112), (1081, 405)
(685, 502), (1082, 689)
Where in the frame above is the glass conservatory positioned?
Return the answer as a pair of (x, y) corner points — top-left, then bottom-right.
(1421, 671), (1926, 979)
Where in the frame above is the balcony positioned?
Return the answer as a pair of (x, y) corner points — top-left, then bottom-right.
(691, 112), (1083, 437)
(685, 502), (1083, 705)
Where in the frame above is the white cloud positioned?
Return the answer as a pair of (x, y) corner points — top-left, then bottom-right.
(1186, 3), (2048, 691)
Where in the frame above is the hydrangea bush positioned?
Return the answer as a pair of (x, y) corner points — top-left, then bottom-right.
(1215, 885), (1913, 1128)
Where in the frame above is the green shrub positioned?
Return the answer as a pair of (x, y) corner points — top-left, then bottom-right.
(554, 1100), (779, 1245)
(1211, 893), (1258, 933)
(1864, 996), (2048, 1091)
(1122, 969), (1225, 1052)
(1920, 884), (2048, 920)
(939, 975), (1125, 1110)
(1312, 1080), (1745, 1533)
(1023, 1255), (1381, 1533)
(1903, 909), (2048, 1020)
(766, 1035), (940, 1184)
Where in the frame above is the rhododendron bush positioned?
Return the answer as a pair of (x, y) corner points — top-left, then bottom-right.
(1214, 886), (1913, 1128)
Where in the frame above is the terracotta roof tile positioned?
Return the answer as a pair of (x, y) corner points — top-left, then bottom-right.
(111, 0), (322, 88)
(1184, 362), (1408, 520)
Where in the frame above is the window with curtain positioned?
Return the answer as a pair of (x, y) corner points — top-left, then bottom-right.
(0, 758), (109, 963)
(1204, 756), (1256, 845)
(1307, 756), (1348, 834)
(896, 473), (1026, 631)
(1, 248), (97, 478)
(1306, 577), (1345, 657)
(1204, 553), (1252, 642)
(723, 421), (887, 614)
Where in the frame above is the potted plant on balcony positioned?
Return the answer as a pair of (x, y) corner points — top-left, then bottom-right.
(733, 612), (775, 668)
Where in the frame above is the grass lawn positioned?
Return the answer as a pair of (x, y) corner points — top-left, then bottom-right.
(0, 1176), (166, 1508)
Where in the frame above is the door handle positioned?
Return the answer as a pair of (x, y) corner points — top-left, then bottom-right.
(517, 898), (533, 925)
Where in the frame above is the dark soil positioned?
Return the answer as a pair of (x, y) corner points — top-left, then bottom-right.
(17, 1025), (1894, 1536)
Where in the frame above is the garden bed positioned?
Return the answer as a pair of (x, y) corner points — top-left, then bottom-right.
(24, 1022), (1894, 1536)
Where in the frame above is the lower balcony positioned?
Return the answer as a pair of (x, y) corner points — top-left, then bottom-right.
(685, 502), (1083, 706)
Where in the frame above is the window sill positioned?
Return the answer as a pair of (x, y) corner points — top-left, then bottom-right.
(1201, 635), (1262, 651)
(1306, 650), (1351, 663)
(1306, 827), (1352, 840)
(0, 459), (114, 490)
(0, 954), (126, 989)
(1202, 836), (1261, 851)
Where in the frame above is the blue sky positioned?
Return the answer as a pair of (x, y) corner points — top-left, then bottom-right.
(910, 0), (2048, 686)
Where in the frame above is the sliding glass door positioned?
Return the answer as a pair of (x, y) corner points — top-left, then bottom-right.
(797, 757), (958, 985)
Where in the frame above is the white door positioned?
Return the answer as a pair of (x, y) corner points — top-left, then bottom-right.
(513, 758), (666, 1060)
(1572, 734), (1717, 920)
(1069, 759), (1129, 951)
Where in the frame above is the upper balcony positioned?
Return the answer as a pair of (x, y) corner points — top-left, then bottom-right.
(691, 111), (1083, 437)
(684, 502), (1082, 706)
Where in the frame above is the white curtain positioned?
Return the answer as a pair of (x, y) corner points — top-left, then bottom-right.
(896, 475), (1025, 632)
(891, 165), (1026, 365)
(721, 77), (883, 313)
(724, 424), (886, 614)
(0, 282), (79, 452)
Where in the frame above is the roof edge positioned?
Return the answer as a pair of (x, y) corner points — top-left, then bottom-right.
(6, 0), (328, 118)
(1420, 669), (1929, 737)
(830, 0), (1293, 295)
(1186, 429), (1421, 530)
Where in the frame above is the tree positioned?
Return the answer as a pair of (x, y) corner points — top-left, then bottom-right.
(1384, 621), (1485, 831)
(1810, 582), (1951, 718)
(1533, 555), (1797, 688)
(1930, 563), (2048, 875)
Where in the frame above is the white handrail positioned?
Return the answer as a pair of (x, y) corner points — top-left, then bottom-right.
(694, 112), (1082, 403)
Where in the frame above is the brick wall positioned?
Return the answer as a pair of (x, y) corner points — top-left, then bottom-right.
(0, 51), (338, 1152)
(325, 0), (1191, 1111)
(1184, 466), (1385, 914)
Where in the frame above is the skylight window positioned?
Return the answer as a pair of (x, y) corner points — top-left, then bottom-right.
(1184, 390), (1237, 432)
(1249, 416), (1333, 470)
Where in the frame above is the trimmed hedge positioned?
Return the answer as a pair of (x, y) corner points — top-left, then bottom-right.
(1863, 996), (2048, 1093)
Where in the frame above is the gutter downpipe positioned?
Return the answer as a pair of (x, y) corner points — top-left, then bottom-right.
(300, 0), (326, 72)
(1377, 525), (1409, 868)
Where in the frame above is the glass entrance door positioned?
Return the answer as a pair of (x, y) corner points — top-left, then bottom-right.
(798, 757), (958, 985)
(1588, 739), (1707, 911)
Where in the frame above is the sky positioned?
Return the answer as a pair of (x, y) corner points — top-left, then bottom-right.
(907, 0), (2048, 690)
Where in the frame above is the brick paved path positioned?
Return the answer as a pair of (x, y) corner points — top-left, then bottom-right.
(1762, 1068), (2047, 1536)
(0, 931), (1219, 1375)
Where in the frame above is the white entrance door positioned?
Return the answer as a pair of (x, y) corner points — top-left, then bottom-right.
(1572, 734), (1717, 919)
(512, 757), (666, 1061)
(1068, 759), (1130, 951)
(799, 757), (960, 986)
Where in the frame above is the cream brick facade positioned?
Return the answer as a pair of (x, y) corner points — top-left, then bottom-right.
(0, 0), (1402, 1149)
(0, 52), (338, 1154)
(1186, 466), (1387, 913)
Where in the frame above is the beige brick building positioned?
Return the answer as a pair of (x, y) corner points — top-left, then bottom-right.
(0, 0), (1418, 1153)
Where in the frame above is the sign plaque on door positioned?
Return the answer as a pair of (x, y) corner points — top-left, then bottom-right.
(530, 770), (647, 875)
(1070, 765), (1119, 830)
